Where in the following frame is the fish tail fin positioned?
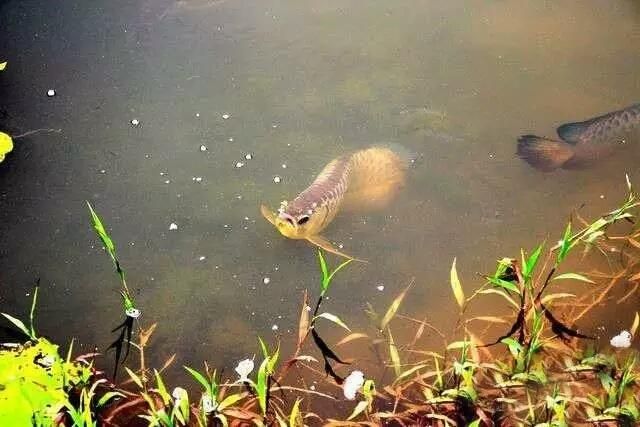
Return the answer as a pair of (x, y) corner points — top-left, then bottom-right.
(341, 145), (410, 212)
(517, 135), (576, 172)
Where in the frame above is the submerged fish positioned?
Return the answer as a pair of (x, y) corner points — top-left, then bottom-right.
(260, 145), (412, 260)
(517, 103), (640, 171)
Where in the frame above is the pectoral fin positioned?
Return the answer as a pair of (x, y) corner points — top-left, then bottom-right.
(260, 204), (277, 226)
(306, 235), (367, 263)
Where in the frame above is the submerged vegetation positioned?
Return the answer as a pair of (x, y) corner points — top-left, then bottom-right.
(2, 178), (640, 426)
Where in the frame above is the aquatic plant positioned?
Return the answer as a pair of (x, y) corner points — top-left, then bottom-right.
(4, 179), (640, 425)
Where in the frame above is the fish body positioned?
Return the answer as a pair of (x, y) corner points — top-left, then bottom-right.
(261, 146), (411, 260)
(517, 103), (640, 171)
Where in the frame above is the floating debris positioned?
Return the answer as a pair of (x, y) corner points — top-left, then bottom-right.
(228, 137), (234, 142)
(222, 113), (230, 119)
(376, 284), (385, 292)
(192, 176), (203, 182)
(47, 89), (56, 97)
(199, 144), (207, 152)
(282, 164), (287, 169)
(235, 161), (245, 168)
(263, 277), (271, 285)
(164, 180), (171, 184)
(169, 222), (178, 231)
(273, 176), (281, 183)
(343, 370), (365, 400)
(271, 324), (279, 331)
(234, 358), (255, 382)
(195, 113), (200, 118)
(130, 118), (140, 127)
(198, 256), (206, 261)
(610, 330), (632, 348)
(244, 153), (253, 160)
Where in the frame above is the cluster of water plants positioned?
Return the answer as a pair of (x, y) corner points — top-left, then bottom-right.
(2, 178), (640, 426)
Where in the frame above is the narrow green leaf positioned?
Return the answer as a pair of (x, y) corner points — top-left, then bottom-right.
(313, 312), (351, 332)
(450, 258), (465, 309)
(347, 400), (369, 421)
(29, 286), (38, 338)
(486, 276), (520, 293)
(289, 398), (302, 427)
(523, 243), (544, 280)
(551, 273), (595, 284)
(557, 222), (572, 264)
(256, 358), (269, 415)
(97, 391), (126, 407)
(1, 313), (31, 338)
(124, 367), (144, 389)
(318, 250), (328, 292)
(258, 336), (269, 360)
(380, 284), (411, 330)
(154, 369), (171, 405)
(184, 366), (213, 398)
(387, 328), (401, 378)
(218, 393), (244, 410)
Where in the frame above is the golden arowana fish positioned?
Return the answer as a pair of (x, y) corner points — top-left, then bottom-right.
(260, 145), (412, 260)
(517, 103), (640, 172)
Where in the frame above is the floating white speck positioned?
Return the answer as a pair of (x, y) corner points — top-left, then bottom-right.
(310, 385), (316, 391)
(377, 284), (385, 291)
(169, 222), (178, 230)
(263, 277), (271, 285)
(47, 89), (56, 97)
(235, 161), (245, 168)
(282, 164), (287, 169)
(244, 153), (253, 160)
(164, 180), (171, 184)
(338, 243), (344, 249)
(222, 113), (230, 119)
(192, 176), (202, 182)
(271, 324), (279, 331)
(100, 169), (106, 174)
(273, 176), (281, 183)
(272, 123), (278, 128)
(305, 305), (312, 312)
(130, 118), (140, 126)
(198, 256), (206, 261)
(195, 112), (200, 117)
(160, 172), (166, 176)
(600, 194), (605, 199)
(343, 370), (365, 400)
(200, 144), (207, 152)
(611, 330), (632, 348)
(228, 137), (234, 142)
(244, 216), (250, 221)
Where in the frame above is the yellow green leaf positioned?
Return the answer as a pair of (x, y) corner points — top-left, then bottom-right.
(631, 312), (640, 337)
(380, 282), (412, 330)
(347, 400), (369, 421)
(450, 257), (465, 309)
(0, 62), (6, 71)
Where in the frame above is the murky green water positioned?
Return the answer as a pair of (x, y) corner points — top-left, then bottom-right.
(1, 0), (639, 389)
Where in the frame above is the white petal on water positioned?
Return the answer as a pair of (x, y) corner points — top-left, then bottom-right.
(273, 176), (281, 183)
(47, 89), (56, 97)
(343, 370), (365, 400)
(263, 277), (271, 285)
(610, 330), (632, 348)
(235, 161), (245, 168)
(169, 222), (178, 230)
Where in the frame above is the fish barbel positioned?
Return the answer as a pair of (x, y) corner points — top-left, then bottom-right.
(517, 103), (640, 171)
(260, 145), (412, 260)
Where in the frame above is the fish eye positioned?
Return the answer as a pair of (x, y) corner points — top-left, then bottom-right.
(297, 215), (310, 225)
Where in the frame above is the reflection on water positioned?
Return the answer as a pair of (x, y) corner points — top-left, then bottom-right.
(1, 0), (639, 386)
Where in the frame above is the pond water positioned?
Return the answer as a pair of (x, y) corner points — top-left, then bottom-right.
(1, 0), (640, 394)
